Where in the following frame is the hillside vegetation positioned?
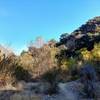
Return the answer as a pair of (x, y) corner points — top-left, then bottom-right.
(0, 16), (100, 86)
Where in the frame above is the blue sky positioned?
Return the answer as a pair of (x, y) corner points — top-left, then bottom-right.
(0, 0), (100, 54)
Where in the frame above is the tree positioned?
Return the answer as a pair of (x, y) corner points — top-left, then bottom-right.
(28, 36), (45, 48)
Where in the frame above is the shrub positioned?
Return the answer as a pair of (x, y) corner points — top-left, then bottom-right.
(13, 64), (32, 82)
(41, 68), (60, 94)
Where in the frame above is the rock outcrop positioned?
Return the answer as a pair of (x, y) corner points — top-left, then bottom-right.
(56, 16), (100, 57)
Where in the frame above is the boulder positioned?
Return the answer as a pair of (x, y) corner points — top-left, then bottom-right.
(10, 93), (42, 100)
(58, 81), (81, 100)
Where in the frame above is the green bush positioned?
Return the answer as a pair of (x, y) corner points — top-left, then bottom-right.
(13, 64), (32, 82)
